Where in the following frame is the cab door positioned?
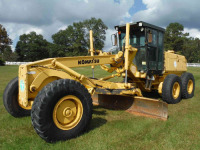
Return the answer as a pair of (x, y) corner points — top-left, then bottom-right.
(146, 29), (163, 75)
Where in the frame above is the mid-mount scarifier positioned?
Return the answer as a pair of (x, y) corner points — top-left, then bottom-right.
(3, 21), (195, 142)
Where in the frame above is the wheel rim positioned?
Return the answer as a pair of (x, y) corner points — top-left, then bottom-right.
(53, 95), (83, 130)
(172, 82), (180, 99)
(187, 79), (193, 94)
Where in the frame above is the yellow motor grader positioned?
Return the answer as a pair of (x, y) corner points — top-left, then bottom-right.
(3, 21), (195, 142)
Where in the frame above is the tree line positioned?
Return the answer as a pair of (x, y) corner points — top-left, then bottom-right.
(164, 22), (200, 62)
(0, 17), (108, 63)
(0, 19), (200, 65)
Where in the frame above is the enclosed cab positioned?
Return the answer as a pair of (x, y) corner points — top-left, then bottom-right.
(115, 21), (165, 76)
(114, 21), (192, 105)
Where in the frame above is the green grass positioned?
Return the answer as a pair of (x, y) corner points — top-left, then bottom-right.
(0, 66), (200, 150)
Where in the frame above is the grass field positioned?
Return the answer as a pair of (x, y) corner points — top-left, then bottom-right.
(0, 65), (200, 150)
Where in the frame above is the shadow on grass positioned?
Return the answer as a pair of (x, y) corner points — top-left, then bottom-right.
(92, 105), (107, 116)
(87, 105), (107, 131)
(89, 117), (107, 131)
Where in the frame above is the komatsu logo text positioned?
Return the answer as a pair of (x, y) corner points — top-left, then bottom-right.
(78, 59), (100, 65)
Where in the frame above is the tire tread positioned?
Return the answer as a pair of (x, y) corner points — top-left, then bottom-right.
(3, 77), (30, 117)
(181, 72), (195, 99)
(162, 74), (182, 104)
(31, 79), (92, 142)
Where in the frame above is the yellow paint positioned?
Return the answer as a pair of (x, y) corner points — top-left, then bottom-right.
(134, 71), (146, 78)
(90, 30), (95, 69)
(54, 60), (83, 80)
(18, 99), (32, 110)
(172, 82), (180, 99)
(164, 50), (187, 72)
(30, 69), (73, 91)
(114, 51), (123, 61)
(53, 95), (83, 130)
(125, 23), (130, 71)
(158, 82), (163, 94)
(187, 79), (193, 94)
(120, 88), (142, 97)
(18, 65), (29, 108)
(23, 55), (116, 68)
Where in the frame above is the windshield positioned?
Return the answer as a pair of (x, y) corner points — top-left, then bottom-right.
(130, 33), (145, 47)
(118, 29), (146, 71)
(119, 30), (145, 50)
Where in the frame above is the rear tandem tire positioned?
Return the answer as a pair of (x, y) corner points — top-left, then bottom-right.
(31, 79), (93, 143)
(3, 77), (31, 117)
(162, 74), (182, 104)
(181, 72), (195, 99)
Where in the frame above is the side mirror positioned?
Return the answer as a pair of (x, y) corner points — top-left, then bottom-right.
(111, 33), (118, 46)
(148, 33), (153, 43)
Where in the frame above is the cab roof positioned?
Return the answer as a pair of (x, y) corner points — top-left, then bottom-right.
(114, 21), (165, 33)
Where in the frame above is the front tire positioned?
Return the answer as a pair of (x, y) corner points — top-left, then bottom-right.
(31, 79), (93, 142)
(162, 74), (182, 104)
(3, 77), (31, 117)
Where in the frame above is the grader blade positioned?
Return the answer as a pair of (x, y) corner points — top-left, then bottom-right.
(92, 94), (168, 120)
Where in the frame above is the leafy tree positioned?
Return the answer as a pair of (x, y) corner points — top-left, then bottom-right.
(0, 24), (12, 64)
(15, 32), (49, 61)
(83, 18), (108, 50)
(182, 37), (200, 63)
(164, 22), (188, 52)
(52, 18), (108, 56)
(0, 57), (5, 65)
(52, 22), (87, 56)
(0, 24), (12, 54)
(2, 46), (18, 61)
(47, 43), (65, 58)
(164, 22), (200, 62)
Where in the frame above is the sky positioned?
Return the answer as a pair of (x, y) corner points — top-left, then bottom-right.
(1, 0), (200, 51)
